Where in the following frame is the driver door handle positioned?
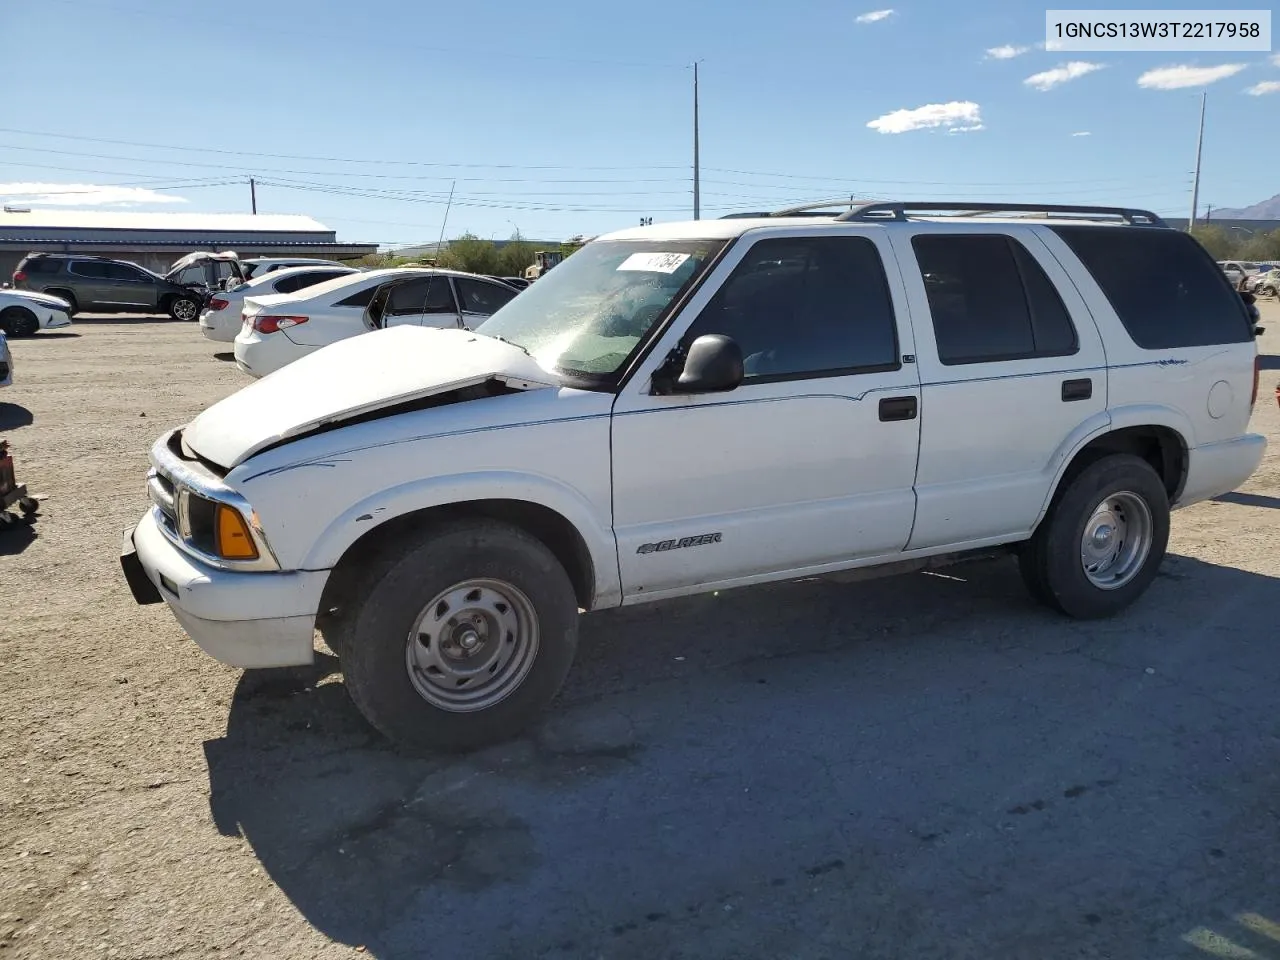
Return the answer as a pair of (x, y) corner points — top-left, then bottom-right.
(878, 396), (918, 422)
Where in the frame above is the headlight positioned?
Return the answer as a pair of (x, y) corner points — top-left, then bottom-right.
(173, 487), (266, 564)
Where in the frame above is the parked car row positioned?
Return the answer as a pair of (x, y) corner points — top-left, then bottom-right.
(222, 267), (523, 377)
(9, 251), (351, 322)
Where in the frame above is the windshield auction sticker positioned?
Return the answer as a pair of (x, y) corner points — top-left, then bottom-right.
(1046, 10), (1270, 50)
(616, 252), (691, 273)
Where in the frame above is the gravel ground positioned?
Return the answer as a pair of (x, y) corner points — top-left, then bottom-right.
(1, 309), (1279, 960)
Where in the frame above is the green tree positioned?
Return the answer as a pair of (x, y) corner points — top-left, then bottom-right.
(498, 238), (538, 277)
(1235, 230), (1280, 263)
(437, 234), (501, 274)
(1189, 225), (1235, 260)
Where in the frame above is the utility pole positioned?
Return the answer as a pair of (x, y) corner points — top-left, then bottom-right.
(693, 60), (701, 221)
(1188, 91), (1205, 231)
(250, 177), (257, 215)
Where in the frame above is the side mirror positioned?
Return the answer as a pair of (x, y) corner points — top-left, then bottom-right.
(674, 334), (744, 394)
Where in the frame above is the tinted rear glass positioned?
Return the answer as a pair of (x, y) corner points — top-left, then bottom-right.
(23, 259), (63, 275)
(1051, 227), (1251, 349)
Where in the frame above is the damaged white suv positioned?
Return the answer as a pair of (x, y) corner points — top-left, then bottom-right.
(122, 201), (1267, 751)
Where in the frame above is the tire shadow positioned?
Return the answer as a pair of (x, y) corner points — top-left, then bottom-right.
(202, 555), (1280, 958)
(213, 352), (235, 362)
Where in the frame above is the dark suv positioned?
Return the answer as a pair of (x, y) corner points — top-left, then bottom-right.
(12, 254), (207, 321)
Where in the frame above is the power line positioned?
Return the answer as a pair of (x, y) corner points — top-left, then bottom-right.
(0, 128), (1191, 190)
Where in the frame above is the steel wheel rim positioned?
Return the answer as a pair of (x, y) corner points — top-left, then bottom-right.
(174, 299), (197, 321)
(1080, 490), (1153, 590)
(404, 578), (539, 712)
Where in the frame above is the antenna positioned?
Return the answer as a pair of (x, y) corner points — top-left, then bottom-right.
(436, 180), (456, 256)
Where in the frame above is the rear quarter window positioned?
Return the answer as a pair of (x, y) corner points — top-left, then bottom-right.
(1050, 226), (1252, 349)
(23, 259), (63, 275)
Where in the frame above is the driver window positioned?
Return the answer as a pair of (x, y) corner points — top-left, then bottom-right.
(682, 236), (900, 382)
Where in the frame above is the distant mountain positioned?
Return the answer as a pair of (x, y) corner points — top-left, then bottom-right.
(1210, 194), (1280, 219)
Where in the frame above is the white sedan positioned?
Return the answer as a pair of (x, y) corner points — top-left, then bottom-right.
(0, 289), (73, 337)
(199, 264), (360, 343)
(233, 268), (520, 378)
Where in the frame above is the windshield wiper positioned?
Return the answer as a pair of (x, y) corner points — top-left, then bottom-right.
(477, 331), (530, 355)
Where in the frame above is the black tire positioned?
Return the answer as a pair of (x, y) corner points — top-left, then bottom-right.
(336, 519), (580, 752)
(1018, 454), (1169, 620)
(0, 307), (39, 337)
(168, 296), (200, 322)
(45, 290), (77, 316)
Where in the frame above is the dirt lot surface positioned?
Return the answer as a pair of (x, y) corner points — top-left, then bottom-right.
(1, 309), (1280, 960)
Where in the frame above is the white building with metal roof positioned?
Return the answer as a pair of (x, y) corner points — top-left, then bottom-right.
(0, 208), (377, 277)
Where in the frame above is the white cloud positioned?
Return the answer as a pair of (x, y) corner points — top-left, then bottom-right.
(1071, 131), (1092, 136)
(985, 44), (1029, 60)
(1024, 61), (1104, 91)
(1272, 53), (1280, 67)
(0, 182), (187, 207)
(855, 8), (894, 23)
(1247, 81), (1280, 95)
(1137, 63), (1246, 89)
(867, 101), (983, 134)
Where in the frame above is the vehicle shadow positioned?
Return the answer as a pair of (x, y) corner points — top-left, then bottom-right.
(1258, 354), (1280, 371)
(34, 332), (80, 339)
(213, 352), (235, 362)
(69, 315), (183, 325)
(204, 555), (1280, 959)
(0, 403), (34, 429)
(0, 521), (37, 555)
(1214, 491), (1280, 510)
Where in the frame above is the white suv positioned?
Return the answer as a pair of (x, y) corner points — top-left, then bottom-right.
(121, 201), (1267, 751)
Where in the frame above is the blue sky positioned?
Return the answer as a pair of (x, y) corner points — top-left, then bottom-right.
(1, 0), (1277, 247)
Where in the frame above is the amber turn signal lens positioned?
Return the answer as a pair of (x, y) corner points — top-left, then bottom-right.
(214, 504), (259, 560)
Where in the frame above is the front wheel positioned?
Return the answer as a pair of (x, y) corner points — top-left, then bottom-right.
(1018, 454), (1169, 619)
(168, 297), (200, 322)
(0, 307), (39, 337)
(336, 519), (580, 752)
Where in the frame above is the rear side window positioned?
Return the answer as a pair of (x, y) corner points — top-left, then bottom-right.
(69, 261), (111, 279)
(912, 235), (1078, 365)
(337, 284), (377, 308)
(1050, 226), (1252, 349)
(23, 258), (62, 275)
(456, 277), (517, 314)
(274, 270), (347, 294)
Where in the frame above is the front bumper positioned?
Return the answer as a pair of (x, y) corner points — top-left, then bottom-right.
(121, 510), (326, 668)
(44, 311), (72, 330)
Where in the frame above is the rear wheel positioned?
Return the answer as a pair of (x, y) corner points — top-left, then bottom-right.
(0, 307), (39, 337)
(168, 296), (200, 322)
(335, 519), (580, 752)
(1018, 454), (1169, 619)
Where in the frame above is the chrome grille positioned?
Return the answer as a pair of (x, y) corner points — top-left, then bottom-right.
(147, 469), (179, 534)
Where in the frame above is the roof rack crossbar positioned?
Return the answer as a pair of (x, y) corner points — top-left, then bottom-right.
(769, 198), (884, 218)
(833, 201), (1167, 227)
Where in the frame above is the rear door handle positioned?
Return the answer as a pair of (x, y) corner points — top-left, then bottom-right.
(1061, 378), (1093, 402)
(878, 396), (918, 422)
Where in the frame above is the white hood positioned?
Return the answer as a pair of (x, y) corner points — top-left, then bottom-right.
(183, 326), (557, 469)
(9, 290), (70, 310)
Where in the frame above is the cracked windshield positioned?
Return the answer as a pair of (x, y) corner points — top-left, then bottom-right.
(475, 240), (723, 375)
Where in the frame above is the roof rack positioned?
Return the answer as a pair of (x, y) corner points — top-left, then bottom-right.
(719, 198), (882, 220)
(721, 200), (1168, 227)
(835, 201), (1167, 227)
